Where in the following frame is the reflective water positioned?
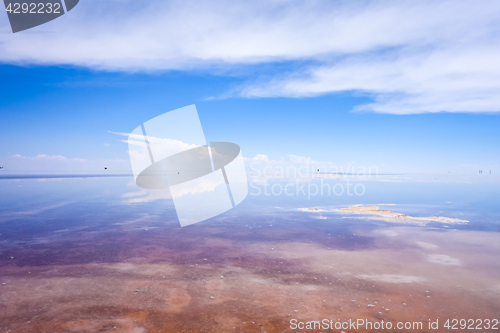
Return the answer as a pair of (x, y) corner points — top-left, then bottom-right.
(0, 175), (499, 332)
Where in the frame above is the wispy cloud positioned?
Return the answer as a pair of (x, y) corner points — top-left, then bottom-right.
(109, 130), (198, 157)
(13, 154), (67, 161)
(244, 153), (378, 183)
(1, 0), (499, 114)
(240, 46), (500, 114)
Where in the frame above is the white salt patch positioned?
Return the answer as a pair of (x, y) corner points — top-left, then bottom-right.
(428, 254), (462, 266)
(298, 208), (326, 212)
(416, 241), (439, 249)
(356, 274), (425, 284)
(380, 230), (398, 237)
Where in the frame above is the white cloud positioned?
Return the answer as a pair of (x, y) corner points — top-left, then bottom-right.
(248, 154), (269, 162)
(246, 153), (377, 182)
(1, 0), (499, 113)
(287, 155), (313, 164)
(240, 46), (500, 113)
(13, 154), (67, 161)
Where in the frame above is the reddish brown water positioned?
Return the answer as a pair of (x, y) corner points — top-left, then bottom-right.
(1, 177), (499, 332)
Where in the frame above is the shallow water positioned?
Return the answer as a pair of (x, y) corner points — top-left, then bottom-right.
(0, 175), (499, 332)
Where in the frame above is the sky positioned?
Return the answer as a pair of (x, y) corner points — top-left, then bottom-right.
(0, 0), (499, 174)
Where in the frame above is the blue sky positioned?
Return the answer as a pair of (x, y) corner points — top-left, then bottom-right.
(1, 0), (499, 174)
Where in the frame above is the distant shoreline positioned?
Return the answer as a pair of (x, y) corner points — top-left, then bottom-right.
(0, 174), (132, 180)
